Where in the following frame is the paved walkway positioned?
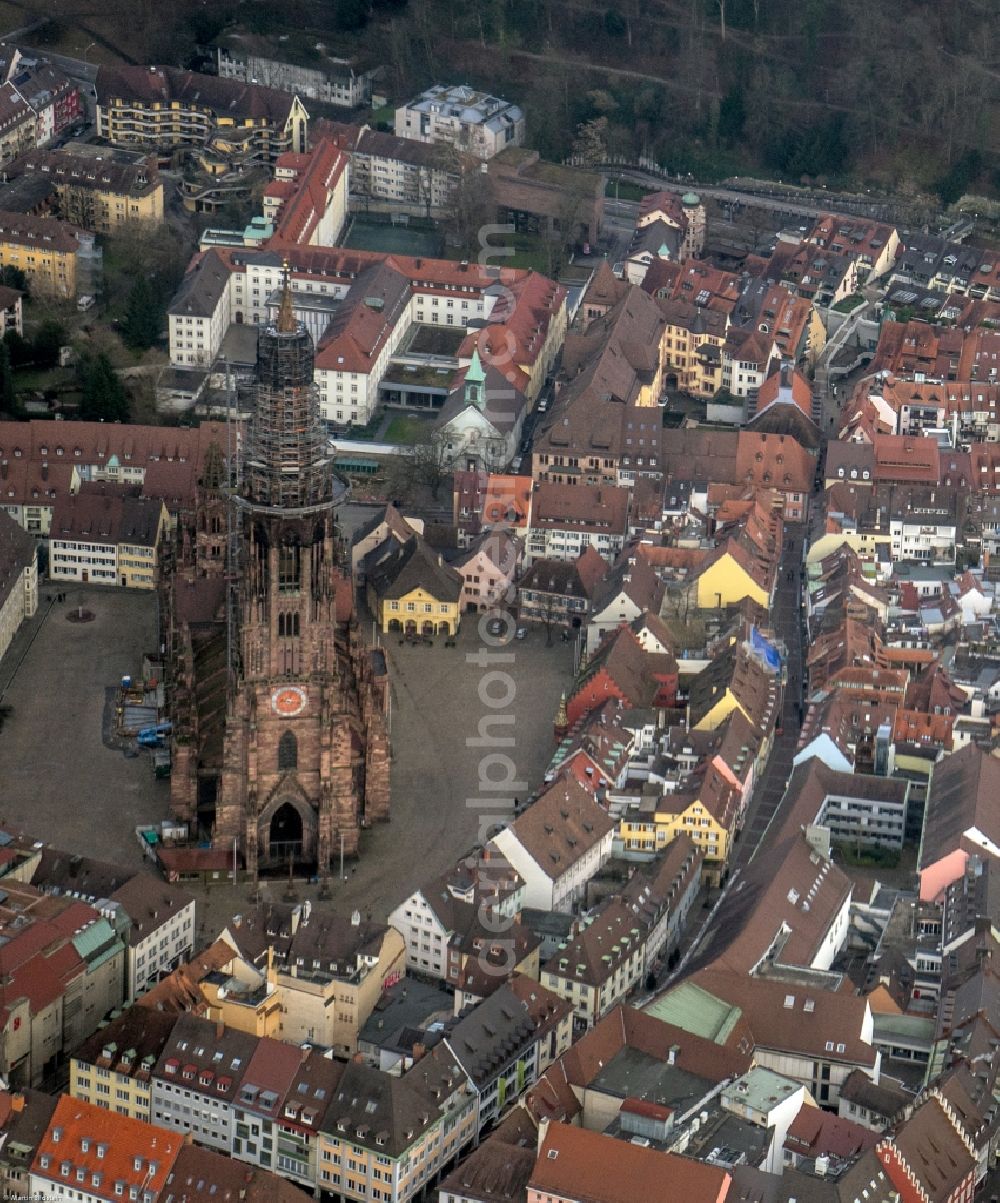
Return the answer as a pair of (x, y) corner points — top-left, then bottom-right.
(0, 586), (168, 867)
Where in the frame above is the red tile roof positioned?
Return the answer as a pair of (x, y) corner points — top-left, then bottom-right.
(32, 1095), (184, 1203)
(529, 1122), (730, 1203)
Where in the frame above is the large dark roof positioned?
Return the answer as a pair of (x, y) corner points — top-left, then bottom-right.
(367, 534), (463, 604)
(921, 744), (1000, 870)
(96, 64), (297, 124)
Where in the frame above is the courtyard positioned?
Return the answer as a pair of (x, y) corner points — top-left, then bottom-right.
(0, 561), (577, 935)
(0, 586), (168, 869)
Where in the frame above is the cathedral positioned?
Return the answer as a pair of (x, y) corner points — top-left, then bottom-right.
(163, 280), (390, 879)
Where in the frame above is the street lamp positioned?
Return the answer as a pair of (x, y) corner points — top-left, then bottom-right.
(82, 42), (96, 64)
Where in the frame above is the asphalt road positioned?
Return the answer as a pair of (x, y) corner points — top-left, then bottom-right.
(731, 523), (807, 872)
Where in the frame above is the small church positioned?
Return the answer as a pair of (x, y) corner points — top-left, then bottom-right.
(436, 347), (527, 473)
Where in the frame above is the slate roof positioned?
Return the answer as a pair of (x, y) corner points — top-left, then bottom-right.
(367, 534), (463, 604)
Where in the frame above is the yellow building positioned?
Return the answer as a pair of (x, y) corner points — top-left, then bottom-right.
(367, 535), (463, 637)
(619, 781), (734, 886)
(70, 1008), (178, 1122)
(199, 952), (283, 1038)
(14, 149), (165, 234)
(317, 1056), (477, 1203)
(219, 911), (407, 1057)
(695, 543), (773, 610)
(685, 641), (778, 751)
(97, 65), (308, 161)
(660, 301), (728, 397)
(806, 529), (891, 566)
(0, 210), (88, 298)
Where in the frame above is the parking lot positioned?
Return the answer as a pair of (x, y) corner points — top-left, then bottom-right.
(0, 586), (168, 868)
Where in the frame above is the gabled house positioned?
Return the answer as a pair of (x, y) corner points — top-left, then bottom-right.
(567, 625), (678, 728)
(686, 638), (779, 735)
(454, 528), (521, 613)
(366, 534), (463, 636)
(490, 778), (615, 912)
(585, 549), (665, 654)
(388, 853), (523, 981)
(517, 546), (606, 631)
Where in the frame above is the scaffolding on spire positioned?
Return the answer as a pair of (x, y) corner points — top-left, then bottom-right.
(276, 259), (297, 334)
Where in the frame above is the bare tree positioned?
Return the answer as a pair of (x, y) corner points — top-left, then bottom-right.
(540, 590), (561, 647)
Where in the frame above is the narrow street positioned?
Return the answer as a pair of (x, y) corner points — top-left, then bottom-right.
(732, 522), (806, 871)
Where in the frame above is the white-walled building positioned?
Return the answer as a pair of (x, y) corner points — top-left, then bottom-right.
(524, 482), (631, 567)
(167, 246), (566, 430)
(388, 861), (523, 981)
(395, 85), (524, 160)
(490, 779), (615, 913)
(110, 874), (196, 1004)
(151, 1016), (257, 1152)
(216, 37), (374, 108)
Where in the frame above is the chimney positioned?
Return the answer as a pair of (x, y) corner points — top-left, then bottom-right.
(412, 1042), (426, 1062)
(216, 1021), (224, 1040)
(10, 1093), (25, 1112)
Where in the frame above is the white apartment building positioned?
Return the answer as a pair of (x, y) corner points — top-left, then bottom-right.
(111, 875), (196, 1004)
(169, 252), (495, 428)
(216, 40), (373, 108)
(394, 85), (524, 160)
(890, 510), (958, 565)
(388, 871), (523, 980)
(168, 248), (234, 369)
(489, 780), (615, 913)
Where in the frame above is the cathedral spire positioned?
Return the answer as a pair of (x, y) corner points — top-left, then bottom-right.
(277, 260), (296, 333)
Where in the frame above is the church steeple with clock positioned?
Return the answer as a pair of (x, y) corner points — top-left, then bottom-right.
(167, 268), (390, 880)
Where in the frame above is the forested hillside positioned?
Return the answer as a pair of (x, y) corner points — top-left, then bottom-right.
(30, 0), (1000, 198)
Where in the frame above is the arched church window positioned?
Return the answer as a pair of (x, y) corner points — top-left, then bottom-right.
(278, 730), (298, 771)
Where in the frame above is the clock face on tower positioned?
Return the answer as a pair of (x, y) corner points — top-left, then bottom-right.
(271, 686), (307, 717)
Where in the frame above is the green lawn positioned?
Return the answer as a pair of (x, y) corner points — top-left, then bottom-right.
(605, 178), (653, 202)
(14, 366), (73, 395)
(383, 415), (432, 444)
(446, 231), (553, 274)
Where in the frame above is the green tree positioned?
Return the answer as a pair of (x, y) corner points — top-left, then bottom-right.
(0, 342), (16, 416)
(32, 320), (65, 371)
(78, 352), (130, 423)
(571, 117), (609, 167)
(604, 8), (627, 36)
(3, 329), (31, 369)
(122, 276), (160, 351)
(718, 85), (746, 144)
(0, 265), (28, 296)
(937, 151), (983, 207)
